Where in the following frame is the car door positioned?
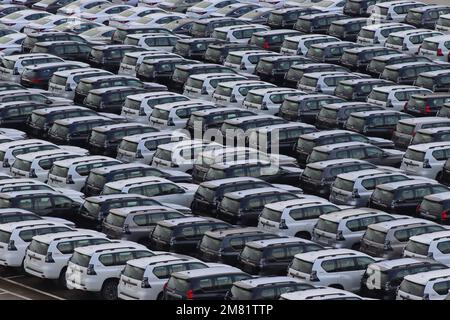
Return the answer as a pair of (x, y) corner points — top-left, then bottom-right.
(32, 196), (54, 216)
(157, 183), (188, 206)
(334, 257), (361, 291)
(52, 195), (78, 218)
(363, 146), (384, 164)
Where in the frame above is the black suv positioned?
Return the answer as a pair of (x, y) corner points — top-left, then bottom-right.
(366, 54), (432, 77)
(112, 25), (174, 44)
(344, 0), (380, 16)
(136, 58), (197, 85)
(296, 130), (394, 168)
(294, 12), (348, 34)
(315, 102), (384, 129)
(83, 86), (148, 114)
(250, 29), (301, 52)
(267, 7), (322, 29)
(198, 227), (281, 266)
(47, 116), (116, 146)
(283, 63), (349, 88)
(380, 62), (444, 85)
(334, 78), (393, 101)
(306, 41), (360, 64)
(0, 101), (48, 129)
(415, 69), (450, 92)
(405, 93), (450, 117)
(31, 41), (93, 62)
(204, 42), (259, 64)
(174, 38), (224, 60)
(405, 5), (450, 29)
(88, 123), (157, 156)
(344, 110), (412, 139)
(279, 94), (345, 124)
(299, 159), (377, 197)
(340, 46), (400, 72)
(328, 17), (368, 41)
(0, 191), (80, 221)
(369, 180), (449, 215)
(149, 217), (231, 255)
(217, 187), (300, 226)
(190, 17), (247, 38)
(418, 192), (450, 224)
(237, 238), (323, 276)
(88, 45), (143, 72)
(26, 106), (97, 138)
(22, 31), (90, 53)
(255, 55), (309, 85)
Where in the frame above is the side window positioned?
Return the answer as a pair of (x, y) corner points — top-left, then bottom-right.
(437, 241), (450, 254)
(335, 257), (357, 272)
(214, 275), (233, 290)
(346, 219), (363, 232)
(433, 280), (450, 295)
(153, 266), (170, 279)
(133, 215), (148, 226)
(355, 256), (374, 269)
(394, 229), (410, 242)
(99, 253), (114, 266)
(34, 197), (53, 210)
(115, 251), (134, 265)
(365, 147), (382, 158)
(361, 178), (376, 190)
(229, 237), (245, 251)
(53, 196), (73, 208)
(321, 260), (336, 272)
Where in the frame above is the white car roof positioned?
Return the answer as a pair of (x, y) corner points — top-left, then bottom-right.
(294, 248), (364, 262)
(404, 268), (450, 285)
(409, 230), (450, 245)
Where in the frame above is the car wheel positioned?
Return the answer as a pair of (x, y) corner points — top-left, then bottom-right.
(157, 292), (164, 300)
(436, 171), (443, 181)
(351, 243), (360, 251)
(58, 267), (67, 287)
(101, 279), (119, 300)
(295, 232), (311, 240)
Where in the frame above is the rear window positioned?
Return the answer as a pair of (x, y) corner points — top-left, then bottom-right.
(196, 185), (215, 202)
(0, 230), (11, 243)
(220, 197), (241, 212)
(421, 199), (444, 215)
(315, 217), (338, 233)
(405, 240), (430, 256)
(364, 228), (387, 243)
(123, 264), (145, 280)
(12, 159), (31, 172)
(240, 246), (263, 262)
(333, 177), (354, 192)
(152, 225), (172, 241)
(421, 40), (439, 52)
(230, 285), (253, 300)
(291, 258), (313, 274)
(105, 213), (126, 227)
(399, 279), (425, 297)
(308, 150), (329, 163)
(397, 122), (415, 135)
(302, 167), (323, 180)
(371, 188), (394, 204)
(359, 29), (375, 39)
(404, 149), (425, 162)
(119, 140), (138, 153)
(200, 234), (222, 252)
(70, 251), (91, 267)
(260, 207), (282, 222)
(28, 239), (49, 255)
(167, 276), (190, 291)
(50, 165), (69, 178)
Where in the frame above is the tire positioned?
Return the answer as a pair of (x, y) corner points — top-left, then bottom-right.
(100, 279), (119, 300)
(156, 292), (164, 300)
(295, 232), (311, 240)
(58, 267), (67, 288)
(351, 243), (360, 251)
(436, 171), (443, 182)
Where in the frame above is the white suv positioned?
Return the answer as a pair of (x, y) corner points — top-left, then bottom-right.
(102, 177), (198, 208)
(224, 51), (280, 74)
(0, 220), (73, 267)
(297, 72), (366, 95)
(404, 230), (450, 266)
(118, 254), (222, 300)
(280, 35), (340, 56)
(368, 1), (425, 24)
(287, 248), (377, 292)
(212, 80), (276, 108)
(243, 87), (303, 116)
(183, 73), (247, 101)
(385, 29), (443, 55)
(65, 241), (154, 300)
(357, 23), (415, 46)
(280, 287), (366, 300)
(213, 24), (270, 44)
(47, 156), (121, 191)
(257, 198), (342, 239)
(400, 142), (450, 179)
(419, 34), (450, 62)
(366, 85), (432, 110)
(397, 269), (450, 300)
(24, 230), (110, 285)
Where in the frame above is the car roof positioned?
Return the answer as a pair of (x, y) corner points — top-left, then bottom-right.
(235, 276), (303, 288)
(423, 34), (450, 43)
(372, 85), (426, 93)
(200, 177), (265, 189)
(254, 122), (316, 133)
(205, 226), (267, 238)
(312, 141), (371, 152)
(85, 193), (148, 203)
(281, 287), (360, 300)
(53, 155), (115, 167)
(0, 220), (62, 232)
(91, 122), (147, 132)
(127, 254), (197, 268)
(376, 179), (440, 190)
(306, 158), (368, 170)
(54, 115), (111, 125)
(407, 141), (450, 152)
(105, 176), (172, 189)
(373, 257), (434, 270)
(157, 139), (206, 151)
(337, 169), (401, 181)
(122, 131), (183, 143)
(74, 241), (146, 255)
(361, 22), (408, 31)
(319, 208), (391, 222)
(369, 218), (433, 232)
(109, 205), (180, 217)
(247, 237), (312, 249)
(416, 126), (450, 134)
(404, 268), (450, 285)
(172, 266), (243, 279)
(15, 149), (75, 162)
(424, 191), (450, 203)
(224, 187), (291, 199)
(295, 248), (362, 262)
(264, 197), (329, 211)
(410, 230), (450, 245)
(350, 110), (405, 117)
(399, 117), (450, 125)
(32, 230), (105, 244)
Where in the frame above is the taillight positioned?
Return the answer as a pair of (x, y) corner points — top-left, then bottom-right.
(30, 78), (44, 85)
(263, 40), (269, 50)
(45, 252), (54, 263)
(167, 118), (175, 126)
(66, 174), (74, 184)
(7, 240), (17, 251)
(186, 289), (193, 299)
(437, 48), (444, 56)
(424, 105), (431, 114)
(352, 189), (360, 199)
(441, 210), (448, 221)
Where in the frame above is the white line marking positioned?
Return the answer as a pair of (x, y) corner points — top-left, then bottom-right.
(0, 278), (66, 300)
(5, 275), (24, 279)
(0, 288), (32, 300)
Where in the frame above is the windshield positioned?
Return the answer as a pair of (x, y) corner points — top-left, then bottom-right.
(70, 251), (91, 268)
(123, 264), (145, 280)
(333, 177), (354, 192)
(399, 280), (425, 297)
(405, 240), (430, 256)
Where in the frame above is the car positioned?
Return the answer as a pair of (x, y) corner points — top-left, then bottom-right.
(111, 25), (174, 44)
(360, 258), (447, 300)
(65, 241), (154, 300)
(84, 86), (148, 114)
(366, 53), (433, 77)
(344, 110), (412, 139)
(183, 73), (247, 101)
(24, 229), (110, 286)
(397, 269), (450, 300)
(411, 127), (450, 146)
(299, 159), (378, 197)
(0, 89), (72, 107)
(283, 63), (350, 89)
(217, 187), (301, 226)
(124, 33), (180, 52)
(415, 69), (450, 93)
(211, 80), (275, 108)
(305, 41), (360, 64)
(287, 248), (377, 292)
(131, 13), (187, 29)
(419, 34), (450, 62)
(380, 61), (445, 85)
(329, 169), (413, 207)
(401, 142), (450, 179)
(0, 220), (73, 267)
(327, 17), (368, 41)
(79, 26), (116, 43)
(102, 176), (199, 208)
(0, 208), (59, 225)
(163, 266), (251, 300)
(224, 50), (279, 75)
(243, 87), (304, 115)
(23, 15), (82, 35)
(50, 19), (102, 34)
(204, 42), (259, 65)
(357, 23), (415, 46)
(340, 46), (400, 72)
(404, 230), (450, 264)
(173, 38), (223, 60)
(212, 24), (269, 44)
(10, 149), (82, 182)
(116, 131), (187, 165)
(20, 61), (90, 90)
(435, 13), (450, 34)
(31, 40), (93, 63)
(227, 276), (315, 300)
(250, 29), (301, 52)
(0, 9), (51, 32)
(0, 4), (26, 18)
(256, 56), (312, 85)
(385, 29), (443, 55)
(47, 67), (112, 100)
(190, 17), (246, 38)
(149, 216), (231, 253)
(278, 94), (345, 124)
(47, 115), (117, 147)
(210, 3), (261, 18)
(280, 287), (365, 300)
(57, 0), (110, 16)
(118, 254), (218, 300)
(368, 0), (426, 24)
(294, 12), (347, 35)
(366, 85), (431, 111)
(0, 53), (63, 82)
(239, 7), (272, 24)
(88, 123), (157, 157)
(84, 163), (192, 197)
(392, 117), (450, 150)
(405, 93), (450, 117)
(0, 101), (50, 129)
(108, 6), (165, 27)
(80, 3), (131, 24)
(297, 72), (364, 95)
(369, 180), (449, 215)
(312, 208), (399, 250)
(238, 237), (323, 276)
(26, 106), (97, 138)
(186, 0), (240, 19)
(267, 7), (322, 29)
(0, 33), (26, 56)
(134, 57), (193, 84)
(438, 103), (450, 118)
(257, 198), (342, 239)
(405, 5), (450, 29)
(334, 78), (393, 102)
(159, 0), (201, 13)
(87, 44), (142, 73)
